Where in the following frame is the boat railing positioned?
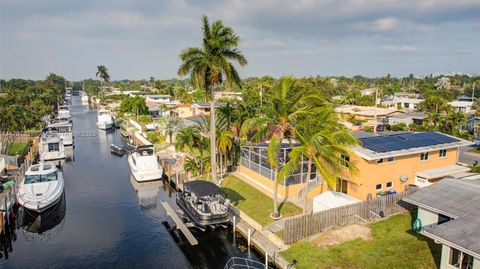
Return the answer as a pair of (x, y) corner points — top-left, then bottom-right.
(223, 257), (273, 269)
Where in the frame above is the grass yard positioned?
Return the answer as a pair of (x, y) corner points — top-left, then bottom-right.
(281, 212), (441, 269)
(220, 175), (302, 226)
(7, 142), (28, 156)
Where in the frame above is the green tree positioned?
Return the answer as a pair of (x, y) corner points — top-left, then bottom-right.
(161, 115), (184, 144)
(241, 76), (328, 218)
(178, 15), (247, 184)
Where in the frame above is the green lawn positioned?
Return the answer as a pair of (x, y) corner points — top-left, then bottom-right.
(281, 212), (441, 269)
(220, 175), (302, 226)
(7, 142), (28, 156)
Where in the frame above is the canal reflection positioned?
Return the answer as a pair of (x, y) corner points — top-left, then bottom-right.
(18, 192), (66, 235)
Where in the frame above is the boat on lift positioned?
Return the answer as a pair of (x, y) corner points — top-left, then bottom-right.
(97, 109), (114, 130)
(176, 181), (230, 228)
(128, 145), (163, 182)
(17, 163), (65, 212)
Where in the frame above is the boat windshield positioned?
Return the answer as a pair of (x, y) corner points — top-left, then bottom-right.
(24, 172), (58, 184)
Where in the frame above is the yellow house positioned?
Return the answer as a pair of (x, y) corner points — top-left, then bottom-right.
(238, 132), (473, 203)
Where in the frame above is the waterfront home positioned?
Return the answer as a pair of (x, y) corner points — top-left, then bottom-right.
(238, 131), (473, 204)
(449, 101), (474, 114)
(192, 102), (225, 116)
(335, 105), (402, 128)
(387, 112), (425, 126)
(466, 117), (480, 135)
(384, 97), (424, 110)
(213, 91), (242, 100)
(145, 94), (174, 104)
(360, 87), (376, 96)
(403, 177), (480, 269)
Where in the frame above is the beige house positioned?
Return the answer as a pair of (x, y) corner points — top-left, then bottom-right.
(335, 105), (402, 127)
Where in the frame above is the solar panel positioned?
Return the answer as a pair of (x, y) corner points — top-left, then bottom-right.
(360, 132), (459, 153)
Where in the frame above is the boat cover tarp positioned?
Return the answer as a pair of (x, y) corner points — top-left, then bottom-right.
(184, 181), (224, 197)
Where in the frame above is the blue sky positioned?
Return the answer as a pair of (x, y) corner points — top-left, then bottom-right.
(1, 0), (479, 80)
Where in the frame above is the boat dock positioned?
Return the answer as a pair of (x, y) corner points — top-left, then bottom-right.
(161, 201), (198, 246)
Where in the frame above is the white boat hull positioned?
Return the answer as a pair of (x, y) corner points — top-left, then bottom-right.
(128, 155), (162, 182)
(17, 172), (65, 213)
(97, 121), (113, 130)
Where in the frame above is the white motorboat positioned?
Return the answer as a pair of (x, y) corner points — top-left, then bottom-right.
(97, 109), (114, 130)
(46, 120), (74, 146)
(17, 163), (65, 212)
(39, 131), (65, 161)
(128, 145), (163, 182)
(57, 105), (71, 121)
(81, 92), (89, 103)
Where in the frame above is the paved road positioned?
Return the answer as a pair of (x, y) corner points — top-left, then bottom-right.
(459, 146), (480, 166)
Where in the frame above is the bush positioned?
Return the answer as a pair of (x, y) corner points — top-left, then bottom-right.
(146, 132), (165, 144)
(390, 123), (408, 131)
(363, 126), (374, 132)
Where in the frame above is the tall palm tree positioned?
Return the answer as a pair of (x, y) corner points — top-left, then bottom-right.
(241, 76), (328, 218)
(96, 65), (110, 93)
(160, 115), (184, 144)
(178, 15), (247, 184)
(217, 129), (234, 177)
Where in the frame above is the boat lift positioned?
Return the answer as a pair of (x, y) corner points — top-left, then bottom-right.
(161, 201), (198, 246)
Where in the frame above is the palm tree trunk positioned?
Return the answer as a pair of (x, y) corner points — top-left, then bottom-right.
(210, 90), (217, 184)
(303, 158), (312, 214)
(220, 152), (223, 178)
(273, 167), (279, 216)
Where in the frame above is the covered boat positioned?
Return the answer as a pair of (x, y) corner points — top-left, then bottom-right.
(176, 181), (230, 228)
(39, 131), (66, 161)
(17, 163), (65, 212)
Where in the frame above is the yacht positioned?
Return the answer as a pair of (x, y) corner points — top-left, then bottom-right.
(46, 120), (74, 146)
(97, 109), (114, 130)
(81, 91), (89, 104)
(39, 131), (65, 161)
(176, 181), (230, 228)
(17, 163), (65, 212)
(128, 145), (163, 182)
(57, 105), (71, 122)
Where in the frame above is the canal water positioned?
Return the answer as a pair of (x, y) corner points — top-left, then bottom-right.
(1, 96), (264, 269)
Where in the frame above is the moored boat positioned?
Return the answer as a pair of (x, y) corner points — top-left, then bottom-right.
(39, 130), (66, 161)
(176, 181), (230, 228)
(97, 109), (114, 130)
(128, 145), (163, 182)
(17, 163), (65, 212)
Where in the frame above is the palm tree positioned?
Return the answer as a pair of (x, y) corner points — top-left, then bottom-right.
(96, 65), (110, 96)
(160, 115), (184, 144)
(277, 126), (358, 214)
(178, 15), (247, 184)
(241, 76), (328, 218)
(217, 129), (234, 177)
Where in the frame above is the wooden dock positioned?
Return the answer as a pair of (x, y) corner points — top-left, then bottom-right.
(161, 201), (198, 246)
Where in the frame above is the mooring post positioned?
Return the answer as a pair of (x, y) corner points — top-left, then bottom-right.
(175, 173), (179, 191)
(248, 228), (251, 248)
(265, 252), (268, 269)
(233, 216), (236, 234)
(5, 197), (9, 226)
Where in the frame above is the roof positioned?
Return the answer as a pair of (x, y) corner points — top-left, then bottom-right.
(335, 105), (400, 117)
(403, 178), (480, 257)
(26, 163), (58, 175)
(353, 131), (473, 160)
(183, 181), (224, 197)
(388, 112), (425, 120)
(416, 165), (470, 180)
(193, 102), (225, 108)
(449, 101), (473, 107)
(392, 97), (424, 104)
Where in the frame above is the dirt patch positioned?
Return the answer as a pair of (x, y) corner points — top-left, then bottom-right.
(311, 224), (373, 247)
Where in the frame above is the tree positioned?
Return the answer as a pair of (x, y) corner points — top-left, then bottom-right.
(178, 15), (247, 184)
(119, 96), (148, 116)
(417, 96), (451, 114)
(241, 76), (328, 218)
(96, 65), (110, 90)
(161, 115), (184, 144)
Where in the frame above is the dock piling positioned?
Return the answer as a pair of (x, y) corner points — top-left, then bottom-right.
(248, 228), (251, 248)
(265, 252), (268, 269)
(233, 216), (236, 234)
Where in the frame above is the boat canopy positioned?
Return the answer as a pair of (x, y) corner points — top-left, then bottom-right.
(184, 181), (224, 198)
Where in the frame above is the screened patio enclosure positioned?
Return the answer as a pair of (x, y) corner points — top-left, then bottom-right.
(240, 143), (318, 187)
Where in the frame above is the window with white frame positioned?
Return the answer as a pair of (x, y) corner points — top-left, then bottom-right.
(340, 154), (350, 167)
(420, 152), (429, 161)
(387, 157), (394, 162)
(449, 247), (474, 269)
(377, 158), (384, 164)
(439, 149), (447, 157)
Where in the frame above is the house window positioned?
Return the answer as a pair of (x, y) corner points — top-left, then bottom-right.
(377, 158), (384, 164)
(340, 154), (350, 167)
(439, 149), (447, 157)
(375, 184), (382, 190)
(387, 157), (394, 162)
(386, 181), (393, 188)
(420, 152), (429, 161)
(450, 247), (474, 269)
(336, 178), (348, 194)
(404, 102), (410, 108)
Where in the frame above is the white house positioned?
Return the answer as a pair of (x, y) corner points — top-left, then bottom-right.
(449, 101), (474, 113)
(403, 177), (480, 269)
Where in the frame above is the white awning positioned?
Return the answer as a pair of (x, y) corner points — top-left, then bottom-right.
(416, 165), (471, 180)
(313, 191), (360, 212)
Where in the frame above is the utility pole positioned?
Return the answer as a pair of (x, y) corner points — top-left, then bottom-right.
(473, 82), (476, 101)
(374, 87), (378, 134)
